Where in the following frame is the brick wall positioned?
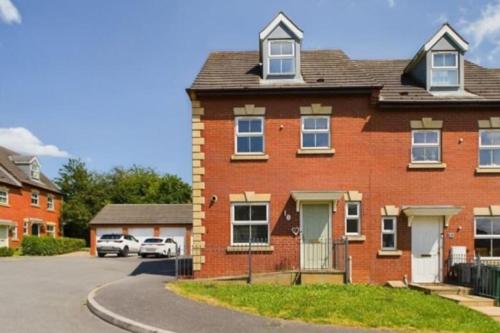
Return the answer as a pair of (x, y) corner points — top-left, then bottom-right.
(0, 185), (62, 248)
(195, 93), (500, 283)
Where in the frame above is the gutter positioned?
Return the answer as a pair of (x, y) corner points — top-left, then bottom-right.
(379, 100), (500, 109)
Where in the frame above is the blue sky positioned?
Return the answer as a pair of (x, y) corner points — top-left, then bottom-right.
(1, 0), (499, 183)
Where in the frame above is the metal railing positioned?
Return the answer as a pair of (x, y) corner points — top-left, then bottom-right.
(448, 253), (500, 303)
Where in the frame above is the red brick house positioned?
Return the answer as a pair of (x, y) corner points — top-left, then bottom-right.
(187, 12), (500, 284)
(0, 146), (62, 248)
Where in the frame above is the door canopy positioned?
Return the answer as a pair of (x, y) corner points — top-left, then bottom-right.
(402, 205), (462, 227)
(291, 191), (344, 212)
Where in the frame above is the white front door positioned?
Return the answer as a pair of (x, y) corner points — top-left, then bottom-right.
(301, 204), (331, 270)
(0, 226), (9, 248)
(411, 217), (442, 283)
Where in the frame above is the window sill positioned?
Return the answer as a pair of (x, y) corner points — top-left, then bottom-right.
(475, 167), (500, 174)
(231, 154), (269, 161)
(378, 250), (403, 257)
(0, 203), (10, 207)
(346, 235), (366, 242)
(31, 204), (40, 208)
(407, 163), (446, 169)
(226, 245), (274, 253)
(296, 148), (335, 156)
(47, 209), (55, 212)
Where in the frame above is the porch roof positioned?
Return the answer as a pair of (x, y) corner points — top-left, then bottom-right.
(291, 191), (344, 212)
(0, 219), (15, 227)
(402, 205), (462, 227)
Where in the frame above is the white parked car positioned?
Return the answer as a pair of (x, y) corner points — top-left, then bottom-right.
(97, 234), (140, 257)
(139, 237), (178, 258)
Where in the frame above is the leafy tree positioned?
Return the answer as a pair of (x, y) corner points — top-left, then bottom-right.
(54, 159), (191, 242)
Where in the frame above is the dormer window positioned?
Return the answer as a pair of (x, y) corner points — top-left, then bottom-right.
(431, 52), (458, 87)
(268, 40), (295, 75)
(31, 161), (40, 180)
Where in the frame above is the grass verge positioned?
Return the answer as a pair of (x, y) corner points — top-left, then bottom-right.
(169, 282), (500, 333)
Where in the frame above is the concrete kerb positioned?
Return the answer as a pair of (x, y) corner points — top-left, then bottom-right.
(87, 276), (176, 333)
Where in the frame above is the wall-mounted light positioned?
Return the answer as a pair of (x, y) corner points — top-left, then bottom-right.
(210, 195), (218, 204)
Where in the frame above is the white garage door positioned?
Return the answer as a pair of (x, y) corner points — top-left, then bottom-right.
(159, 227), (186, 255)
(96, 227), (122, 238)
(127, 227), (155, 243)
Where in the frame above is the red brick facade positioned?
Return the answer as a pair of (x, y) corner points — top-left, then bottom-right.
(0, 185), (62, 248)
(194, 93), (499, 283)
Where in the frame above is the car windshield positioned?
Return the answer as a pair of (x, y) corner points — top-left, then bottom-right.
(100, 234), (122, 240)
(144, 238), (164, 243)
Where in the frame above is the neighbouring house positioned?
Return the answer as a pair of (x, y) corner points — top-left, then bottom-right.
(187, 12), (500, 284)
(89, 204), (193, 256)
(0, 146), (62, 248)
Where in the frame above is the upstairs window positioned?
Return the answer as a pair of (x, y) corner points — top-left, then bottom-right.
(0, 188), (8, 205)
(431, 52), (458, 87)
(31, 161), (40, 180)
(231, 203), (269, 245)
(479, 130), (500, 168)
(411, 130), (441, 163)
(268, 40), (295, 75)
(31, 191), (40, 206)
(301, 116), (330, 149)
(47, 195), (55, 211)
(235, 117), (264, 154)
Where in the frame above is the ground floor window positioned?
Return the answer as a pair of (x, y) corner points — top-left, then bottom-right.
(23, 222), (29, 235)
(47, 224), (55, 237)
(11, 226), (18, 240)
(475, 217), (500, 257)
(381, 217), (397, 250)
(231, 203), (269, 245)
(345, 202), (361, 235)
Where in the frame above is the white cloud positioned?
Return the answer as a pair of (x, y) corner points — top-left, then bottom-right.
(0, 0), (21, 24)
(0, 128), (70, 158)
(387, 0), (396, 8)
(463, 1), (500, 46)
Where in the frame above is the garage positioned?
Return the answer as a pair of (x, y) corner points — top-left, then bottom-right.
(89, 204), (192, 256)
(160, 227), (186, 255)
(127, 227), (154, 243)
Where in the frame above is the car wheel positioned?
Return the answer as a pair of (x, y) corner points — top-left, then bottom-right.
(121, 246), (129, 257)
(141, 254), (147, 258)
(98, 253), (105, 258)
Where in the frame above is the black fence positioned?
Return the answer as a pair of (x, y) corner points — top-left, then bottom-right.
(448, 254), (500, 303)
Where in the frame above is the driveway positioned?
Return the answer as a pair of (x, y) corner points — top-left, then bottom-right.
(0, 253), (168, 333)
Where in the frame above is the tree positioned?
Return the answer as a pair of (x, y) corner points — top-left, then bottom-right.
(55, 159), (191, 242)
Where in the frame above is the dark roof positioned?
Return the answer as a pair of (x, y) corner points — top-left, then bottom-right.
(492, 68), (500, 77)
(89, 204), (192, 226)
(0, 146), (60, 193)
(355, 59), (500, 104)
(190, 50), (380, 91)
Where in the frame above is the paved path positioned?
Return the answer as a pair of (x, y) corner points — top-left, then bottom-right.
(94, 274), (387, 333)
(0, 254), (162, 333)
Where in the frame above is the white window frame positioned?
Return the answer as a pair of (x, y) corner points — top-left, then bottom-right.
(23, 222), (29, 235)
(479, 129), (500, 168)
(47, 224), (55, 237)
(47, 194), (54, 211)
(268, 40), (295, 75)
(431, 51), (459, 87)
(230, 203), (270, 246)
(381, 217), (397, 250)
(235, 116), (265, 155)
(0, 187), (8, 205)
(345, 202), (361, 236)
(31, 191), (40, 206)
(411, 129), (441, 163)
(12, 225), (18, 240)
(474, 217), (500, 258)
(301, 116), (331, 150)
(31, 161), (40, 180)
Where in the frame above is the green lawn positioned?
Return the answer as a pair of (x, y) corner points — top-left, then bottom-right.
(170, 282), (500, 333)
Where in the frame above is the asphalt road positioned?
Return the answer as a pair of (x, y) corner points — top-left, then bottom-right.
(0, 253), (154, 333)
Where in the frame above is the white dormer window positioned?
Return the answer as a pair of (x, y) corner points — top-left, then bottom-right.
(31, 161), (40, 180)
(431, 52), (458, 87)
(268, 40), (295, 75)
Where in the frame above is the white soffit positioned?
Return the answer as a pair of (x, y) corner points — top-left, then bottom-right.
(424, 24), (469, 52)
(259, 12), (303, 40)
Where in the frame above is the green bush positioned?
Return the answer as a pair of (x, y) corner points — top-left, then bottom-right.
(0, 247), (14, 257)
(21, 236), (86, 256)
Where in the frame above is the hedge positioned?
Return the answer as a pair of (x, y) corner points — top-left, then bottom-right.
(21, 236), (86, 256)
(0, 247), (14, 257)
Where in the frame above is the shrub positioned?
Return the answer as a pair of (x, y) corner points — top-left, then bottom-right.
(21, 236), (86, 256)
(0, 247), (14, 257)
